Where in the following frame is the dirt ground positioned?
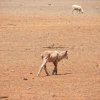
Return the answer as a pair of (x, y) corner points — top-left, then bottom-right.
(0, 0), (100, 100)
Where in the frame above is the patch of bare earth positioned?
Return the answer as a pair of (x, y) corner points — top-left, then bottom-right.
(0, 0), (100, 100)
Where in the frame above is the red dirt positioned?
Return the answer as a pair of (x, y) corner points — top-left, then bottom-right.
(0, 0), (100, 100)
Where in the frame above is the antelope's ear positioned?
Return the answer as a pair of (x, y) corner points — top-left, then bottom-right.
(65, 50), (68, 55)
(66, 50), (68, 53)
(48, 53), (51, 57)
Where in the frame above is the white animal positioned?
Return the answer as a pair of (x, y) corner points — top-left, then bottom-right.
(72, 5), (84, 14)
(37, 50), (68, 76)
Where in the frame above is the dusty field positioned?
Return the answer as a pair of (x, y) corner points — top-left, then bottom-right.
(0, 0), (100, 100)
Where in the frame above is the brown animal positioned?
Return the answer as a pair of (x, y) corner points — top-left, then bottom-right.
(37, 50), (68, 76)
(72, 5), (84, 14)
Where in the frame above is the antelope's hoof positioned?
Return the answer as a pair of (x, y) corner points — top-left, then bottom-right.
(46, 74), (50, 76)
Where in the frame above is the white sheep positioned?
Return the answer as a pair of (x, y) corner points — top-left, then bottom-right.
(72, 5), (84, 14)
(37, 50), (68, 76)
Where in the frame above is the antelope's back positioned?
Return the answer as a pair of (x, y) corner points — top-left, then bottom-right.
(42, 51), (58, 62)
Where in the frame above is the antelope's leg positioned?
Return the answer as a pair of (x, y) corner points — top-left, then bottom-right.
(72, 9), (74, 14)
(37, 59), (47, 76)
(78, 10), (80, 14)
(52, 61), (58, 75)
(44, 65), (49, 76)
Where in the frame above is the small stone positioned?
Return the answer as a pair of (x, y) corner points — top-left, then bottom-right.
(27, 87), (31, 89)
(0, 96), (8, 99)
(48, 3), (51, 6)
(96, 64), (99, 67)
(10, 70), (15, 72)
(52, 94), (56, 97)
(23, 78), (28, 80)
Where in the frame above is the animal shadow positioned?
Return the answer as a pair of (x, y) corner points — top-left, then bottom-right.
(57, 72), (72, 76)
(40, 72), (72, 77)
